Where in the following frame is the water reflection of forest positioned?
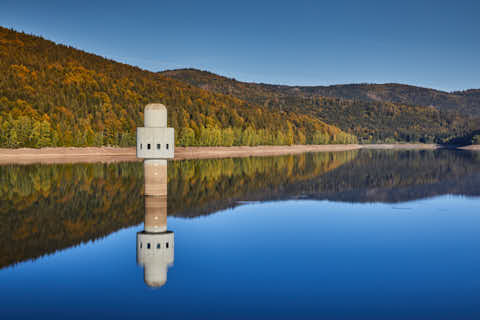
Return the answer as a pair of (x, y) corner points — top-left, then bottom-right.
(1, 150), (480, 269)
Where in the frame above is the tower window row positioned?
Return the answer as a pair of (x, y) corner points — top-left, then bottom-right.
(139, 143), (170, 150)
(140, 242), (170, 249)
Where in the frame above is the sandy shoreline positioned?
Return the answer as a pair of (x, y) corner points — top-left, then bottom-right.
(360, 144), (440, 150)
(0, 144), (476, 164)
(457, 145), (480, 151)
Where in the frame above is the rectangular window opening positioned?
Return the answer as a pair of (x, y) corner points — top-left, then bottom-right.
(157, 243), (160, 249)
(166, 144), (169, 150)
(147, 143), (151, 150)
(166, 242), (169, 248)
(140, 144), (142, 149)
(147, 243), (151, 249)
(157, 144), (160, 150)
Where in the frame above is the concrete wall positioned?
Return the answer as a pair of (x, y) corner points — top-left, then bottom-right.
(144, 104), (167, 128)
(144, 160), (167, 196)
(136, 127), (174, 159)
(136, 231), (175, 287)
(144, 196), (167, 233)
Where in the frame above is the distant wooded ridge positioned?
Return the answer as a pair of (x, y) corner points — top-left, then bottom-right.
(161, 69), (480, 145)
(0, 26), (478, 148)
(161, 69), (480, 114)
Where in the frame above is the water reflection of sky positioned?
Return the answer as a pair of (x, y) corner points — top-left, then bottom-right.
(2, 196), (480, 319)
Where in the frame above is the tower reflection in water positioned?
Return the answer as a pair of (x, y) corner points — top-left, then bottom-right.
(135, 103), (175, 288)
(136, 160), (174, 288)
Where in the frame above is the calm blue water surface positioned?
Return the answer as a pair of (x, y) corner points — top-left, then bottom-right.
(1, 150), (480, 319)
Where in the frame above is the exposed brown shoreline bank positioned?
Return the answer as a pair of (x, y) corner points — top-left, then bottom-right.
(0, 144), (477, 165)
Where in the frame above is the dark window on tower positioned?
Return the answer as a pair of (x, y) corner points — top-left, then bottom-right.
(140, 243), (142, 248)
(166, 242), (169, 248)
(157, 243), (160, 249)
(147, 243), (151, 249)
(140, 144), (142, 149)
(157, 144), (160, 150)
(147, 144), (151, 150)
(166, 144), (169, 150)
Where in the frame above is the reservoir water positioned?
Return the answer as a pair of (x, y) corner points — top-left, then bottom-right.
(1, 149), (480, 319)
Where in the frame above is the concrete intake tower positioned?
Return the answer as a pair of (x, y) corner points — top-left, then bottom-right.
(136, 103), (174, 159)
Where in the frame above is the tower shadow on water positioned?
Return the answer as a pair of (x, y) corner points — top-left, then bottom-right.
(136, 104), (175, 288)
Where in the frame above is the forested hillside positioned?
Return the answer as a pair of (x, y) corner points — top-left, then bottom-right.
(163, 69), (480, 115)
(0, 27), (356, 148)
(162, 69), (480, 143)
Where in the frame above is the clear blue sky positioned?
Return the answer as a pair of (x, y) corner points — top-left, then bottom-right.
(1, 0), (479, 91)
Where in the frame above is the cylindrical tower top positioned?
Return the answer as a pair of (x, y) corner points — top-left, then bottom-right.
(144, 103), (167, 128)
